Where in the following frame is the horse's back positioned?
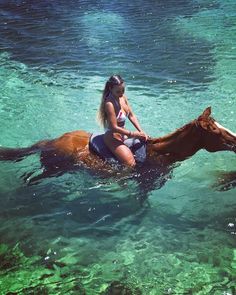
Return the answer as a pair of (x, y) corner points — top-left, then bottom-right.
(40, 130), (91, 168)
(51, 130), (90, 154)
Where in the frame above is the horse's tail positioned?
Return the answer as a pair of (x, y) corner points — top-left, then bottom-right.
(0, 140), (50, 162)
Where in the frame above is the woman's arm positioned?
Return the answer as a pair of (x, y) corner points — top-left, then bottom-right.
(124, 96), (149, 141)
(124, 96), (143, 132)
(105, 99), (148, 141)
(128, 112), (143, 132)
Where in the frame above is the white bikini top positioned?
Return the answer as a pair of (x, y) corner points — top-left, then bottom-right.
(106, 93), (129, 128)
(117, 109), (127, 125)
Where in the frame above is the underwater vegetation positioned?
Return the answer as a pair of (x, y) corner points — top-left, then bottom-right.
(0, 237), (236, 295)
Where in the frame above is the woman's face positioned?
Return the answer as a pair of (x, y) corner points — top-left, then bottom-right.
(111, 83), (125, 99)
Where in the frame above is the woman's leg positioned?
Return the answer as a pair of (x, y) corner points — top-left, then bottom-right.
(103, 132), (136, 167)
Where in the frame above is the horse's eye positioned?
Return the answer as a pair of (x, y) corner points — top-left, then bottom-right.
(211, 126), (220, 134)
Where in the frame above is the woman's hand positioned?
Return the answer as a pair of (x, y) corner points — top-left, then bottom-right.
(132, 130), (149, 141)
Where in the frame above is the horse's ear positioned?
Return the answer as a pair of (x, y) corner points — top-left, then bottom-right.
(202, 107), (211, 118)
(198, 110), (220, 134)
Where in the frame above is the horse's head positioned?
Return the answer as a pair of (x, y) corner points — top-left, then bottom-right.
(197, 107), (236, 153)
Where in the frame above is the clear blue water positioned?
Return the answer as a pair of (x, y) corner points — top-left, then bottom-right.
(0, 0), (236, 294)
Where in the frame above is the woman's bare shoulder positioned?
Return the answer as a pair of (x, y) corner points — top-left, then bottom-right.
(105, 100), (115, 112)
(105, 99), (113, 106)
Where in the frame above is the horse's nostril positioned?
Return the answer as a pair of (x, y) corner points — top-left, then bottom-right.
(225, 143), (236, 152)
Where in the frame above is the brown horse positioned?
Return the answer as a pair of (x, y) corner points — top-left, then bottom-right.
(0, 107), (236, 180)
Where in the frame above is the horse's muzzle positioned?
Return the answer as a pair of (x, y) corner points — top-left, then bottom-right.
(224, 142), (236, 153)
(231, 144), (236, 153)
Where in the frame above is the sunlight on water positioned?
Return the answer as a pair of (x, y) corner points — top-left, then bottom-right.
(81, 11), (126, 49)
(0, 0), (236, 294)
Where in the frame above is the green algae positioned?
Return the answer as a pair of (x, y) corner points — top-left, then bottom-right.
(0, 243), (36, 275)
(0, 243), (86, 295)
(1, 207), (236, 295)
(2, 215), (236, 295)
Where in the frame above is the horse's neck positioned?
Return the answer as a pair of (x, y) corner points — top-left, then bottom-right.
(147, 121), (201, 161)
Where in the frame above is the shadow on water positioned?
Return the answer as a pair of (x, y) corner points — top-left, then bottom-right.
(0, 155), (177, 245)
(1, 157), (233, 246)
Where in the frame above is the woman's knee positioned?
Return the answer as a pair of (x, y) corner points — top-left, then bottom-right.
(103, 134), (136, 167)
(122, 156), (136, 167)
(115, 150), (136, 167)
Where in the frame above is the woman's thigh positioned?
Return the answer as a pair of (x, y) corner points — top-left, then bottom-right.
(103, 132), (135, 167)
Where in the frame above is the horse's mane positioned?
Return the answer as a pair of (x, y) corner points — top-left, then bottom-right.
(148, 119), (197, 144)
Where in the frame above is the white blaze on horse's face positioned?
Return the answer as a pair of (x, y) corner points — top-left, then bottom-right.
(215, 122), (236, 138)
(211, 120), (236, 152)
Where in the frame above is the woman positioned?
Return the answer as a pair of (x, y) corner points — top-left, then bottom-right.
(97, 75), (148, 167)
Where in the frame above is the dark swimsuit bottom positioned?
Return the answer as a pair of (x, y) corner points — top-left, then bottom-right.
(89, 133), (147, 164)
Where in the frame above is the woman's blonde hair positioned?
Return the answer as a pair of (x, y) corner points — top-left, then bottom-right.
(97, 75), (124, 128)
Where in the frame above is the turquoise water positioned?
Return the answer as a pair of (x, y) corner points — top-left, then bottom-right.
(0, 1), (236, 294)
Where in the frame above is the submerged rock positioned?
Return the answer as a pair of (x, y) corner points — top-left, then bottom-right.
(0, 243), (24, 270)
(102, 280), (142, 295)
